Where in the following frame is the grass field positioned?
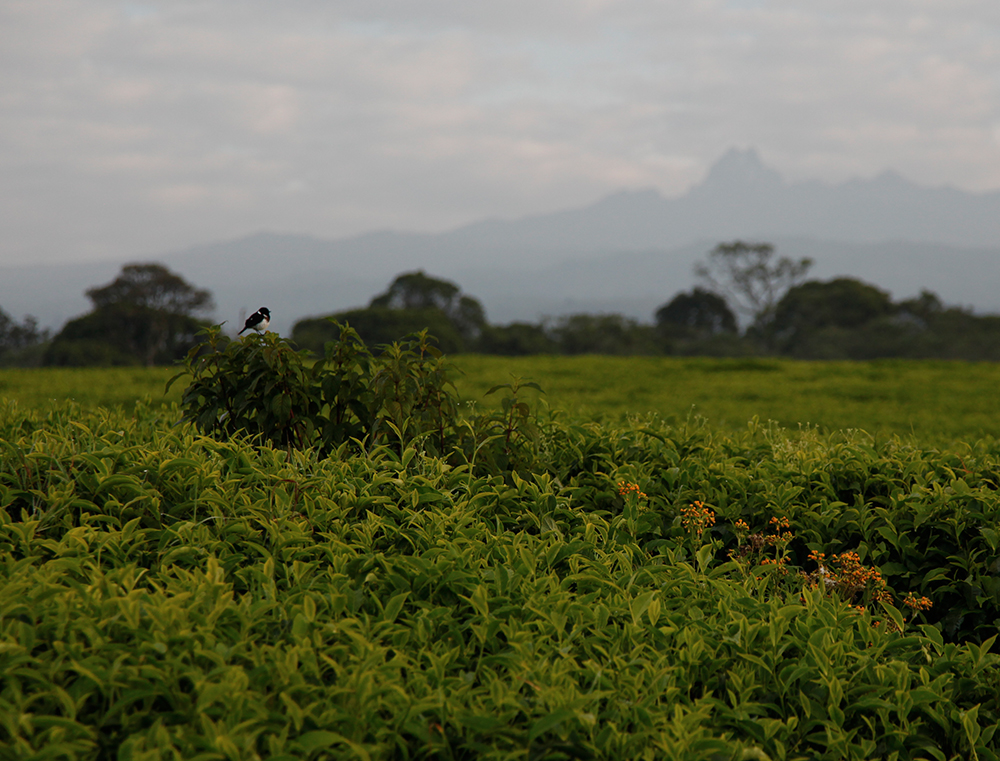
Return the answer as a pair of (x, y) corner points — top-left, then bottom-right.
(3, 355), (1000, 443)
(454, 355), (1000, 442)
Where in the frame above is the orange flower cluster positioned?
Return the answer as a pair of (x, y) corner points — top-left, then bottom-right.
(903, 593), (934, 612)
(729, 516), (792, 562)
(806, 550), (893, 606)
(617, 481), (647, 499)
(681, 500), (716, 539)
(768, 516), (793, 545)
(759, 556), (790, 576)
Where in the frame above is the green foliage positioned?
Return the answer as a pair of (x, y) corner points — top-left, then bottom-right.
(0, 367), (184, 410)
(0, 308), (48, 368)
(656, 287), (738, 338)
(4, 355), (1000, 444)
(769, 278), (895, 357)
(458, 377), (545, 476)
(369, 270), (486, 339)
(2, 400), (1000, 758)
(85, 262), (212, 315)
(45, 263), (213, 367)
(170, 323), (463, 456)
(890, 294), (1000, 361)
(548, 313), (660, 355)
(293, 271), (487, 355)
(452, 354), (1000, 443)
(46, 304), (208, 367)
(293, 306), (467, 354)
(762, 279), (1000, 361)
(774, 278), (893, 334)
(171, 324), (549, 480)
(477, 322), (557, 356)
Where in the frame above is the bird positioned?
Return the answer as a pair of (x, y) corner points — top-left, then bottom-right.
(238, 307), (271, 335)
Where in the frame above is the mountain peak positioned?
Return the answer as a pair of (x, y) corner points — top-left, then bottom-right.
(694, 147), (784, 193)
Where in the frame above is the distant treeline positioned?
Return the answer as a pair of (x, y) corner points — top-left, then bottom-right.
(5, 243), (1000, 367)
(292, 267), (1000, 362)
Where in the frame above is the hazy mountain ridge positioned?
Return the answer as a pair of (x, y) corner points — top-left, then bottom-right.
(4, 148), (1000, 336)
(445, 148), (1000, 252)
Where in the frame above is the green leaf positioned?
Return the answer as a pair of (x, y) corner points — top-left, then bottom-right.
(696, 543), (714, 572)
(295, 731), (370, 760)
(466, 585), (489, 619)
(961, 704), (982, 747)
(980, 527), (999, 551)
(630, 591), (656, 626)
(918, 624), (944, 648)
(879, 601), (905, 635)
(529, 708), (577, 742)
(302, 595), (316, 622)
(922, 567), (950, 586)
(459, 714), (505, 733)
(382, 591), (409, 624)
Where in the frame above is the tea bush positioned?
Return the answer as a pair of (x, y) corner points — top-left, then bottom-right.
(3, 392), (1000, 759)
(169, 327), (554, 485)
(168, 324), (461, 456)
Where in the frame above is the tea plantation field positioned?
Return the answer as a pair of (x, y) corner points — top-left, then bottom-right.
(3, 354), (1000, 441)
(2, 356), (1000, 759)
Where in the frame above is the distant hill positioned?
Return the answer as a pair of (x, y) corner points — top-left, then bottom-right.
(444, 148), (1000, 252)
(4, 148), (1000, 335)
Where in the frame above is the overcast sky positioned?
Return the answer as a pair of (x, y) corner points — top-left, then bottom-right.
(3, 0), (1000, 266)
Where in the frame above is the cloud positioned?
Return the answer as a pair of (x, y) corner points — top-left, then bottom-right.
(1, 0), (999, 264)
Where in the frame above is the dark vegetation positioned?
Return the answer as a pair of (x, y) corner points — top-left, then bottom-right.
(169, 325), (541, 474)
(0, 308), (48, 367)
(293, 243), (1000, 361)
(5, 241), (1000, 365)
(43, 263), (213, 367)
(3, 325), (1000, 758)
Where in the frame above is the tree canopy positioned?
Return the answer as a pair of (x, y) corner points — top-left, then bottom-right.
(370, 271), (487, 342)
(45, 263), (213, 366)
(695, 241), (813, 331)
(293, 271), (487, 354)
(86, 263), (213, 315)
(656, 288), (738, 337)
(0, 308), (48, 367)
(32, 251), (1000, 366)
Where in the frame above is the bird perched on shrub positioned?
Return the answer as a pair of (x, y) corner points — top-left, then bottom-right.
(239, 307), (270, 335)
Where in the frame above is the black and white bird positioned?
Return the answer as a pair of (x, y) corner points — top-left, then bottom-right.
(238, 307), (271, 335)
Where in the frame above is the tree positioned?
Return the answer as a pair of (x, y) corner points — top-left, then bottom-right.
(370, 271), (459, 312)
(86, 263), (212, 315)
(549, 314), (658, 355)
(895, 290), (944, 329)
(890, 291), (1000, 361)
(655, 288), (738, 337)
(294, 271), (489, 353)
(293, 307), (465, 355)
(478, 322), (556, 356)
(370, 271), (486, 342)
(45, 263), (213, 366)
(767, 278), (894, 358)
(0, 308), (49, 366)
(695, 241), (812, 331)
(770, 278), (892, 338)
